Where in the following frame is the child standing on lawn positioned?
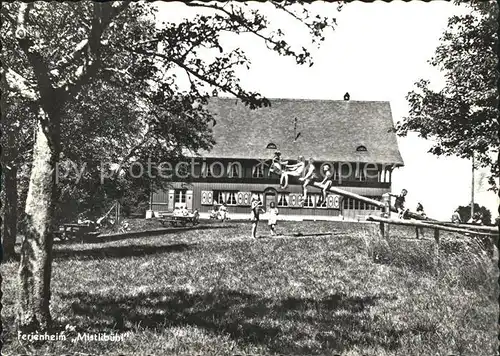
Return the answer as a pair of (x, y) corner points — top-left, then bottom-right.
(268, 202), (279, 236)
(250, 195), (265, 238)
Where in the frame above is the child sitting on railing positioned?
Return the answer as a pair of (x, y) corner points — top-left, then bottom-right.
(318, 165), (333, 207)
(389, 189), (408, 219)
(451, 209), (462, 224)
(416, 202), (426, 219)
(269, 151), (287, 176)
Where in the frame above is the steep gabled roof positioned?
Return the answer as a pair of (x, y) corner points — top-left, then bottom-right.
(199, 97), (404, 165)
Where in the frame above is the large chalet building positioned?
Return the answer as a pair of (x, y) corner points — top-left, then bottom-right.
(149, 97), (404, 221)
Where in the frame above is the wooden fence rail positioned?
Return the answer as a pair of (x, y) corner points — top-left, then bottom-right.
(307, 181), (498, 269)
(424, 220), (498, 233)
(366, 215), (498, 237)
(366, 215), (497, 271)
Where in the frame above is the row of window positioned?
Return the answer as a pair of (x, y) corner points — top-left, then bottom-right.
(342, 196), (381, 210)
(212, 191), (379, 210)
(213, 191), (238, 205)
(202, 164), (263, 178)
(212, 191), (294, 207)
(212, 191), (329, 208)
(202, 163), (380, 181)
(275, 193), (322, 208)
(173, 189), (381, 210)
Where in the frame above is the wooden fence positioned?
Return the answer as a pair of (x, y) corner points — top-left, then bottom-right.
(312, 183), (498, 268)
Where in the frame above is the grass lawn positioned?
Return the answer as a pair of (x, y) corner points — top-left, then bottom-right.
(2, 220), (498, 355)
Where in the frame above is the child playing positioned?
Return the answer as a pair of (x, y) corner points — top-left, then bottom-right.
(269, 151), (287, 176)
(280, 156), (306, 188)
(416, 202), (426, 219)
(180, 205), (189, 216)
(298, 157), (318, 204)
(318, 165), (333, 206)
(451, 209), (462, 224)
(219, 203), (228, 221)
(250, 195), (265, 238)
(209, 205), (219, 219)
(389, 189), (408, 219)
(268, 202), (279, 236)
(471, 212), (483, 225)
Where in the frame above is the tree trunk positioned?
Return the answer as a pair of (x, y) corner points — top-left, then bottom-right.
(2, 164), (18, 261)
(17, 118), (58, 332)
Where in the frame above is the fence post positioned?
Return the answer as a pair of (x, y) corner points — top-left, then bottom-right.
(434, 228), (440, 271)
(116, 201), (120, 230)
(381, 193), (390, 239)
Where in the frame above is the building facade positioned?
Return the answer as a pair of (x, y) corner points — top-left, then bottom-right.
(150, 97), (404, 221)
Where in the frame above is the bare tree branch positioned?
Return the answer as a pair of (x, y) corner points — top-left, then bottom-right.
(1, 6), (16, 27)
(184, 2), (280, 47)
(102, 66), (133, 81)
(16, 2), (57, 109)
(270, 1), (304, 24)
(112, 123), (152, 177)
(53, 39), (89, 71)
(56, 2), (130, 94)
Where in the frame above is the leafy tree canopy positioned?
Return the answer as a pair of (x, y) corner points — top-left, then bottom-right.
(396, 0), (499, 191)
(456, 203), (492, 226)
(2, 1), (340, 224)
(1, 0), (340, 330)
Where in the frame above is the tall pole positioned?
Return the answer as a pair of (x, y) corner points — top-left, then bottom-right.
(149, 181), (153, 211)
(471, 153), (474, 221)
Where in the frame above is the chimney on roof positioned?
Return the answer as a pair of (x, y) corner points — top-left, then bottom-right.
(344, 92), (350, 101)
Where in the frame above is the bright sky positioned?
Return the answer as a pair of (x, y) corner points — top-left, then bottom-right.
(156, 1), (498, 221)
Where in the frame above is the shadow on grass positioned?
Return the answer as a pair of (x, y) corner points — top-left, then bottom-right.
(54, 224), (238, 245)
(63, 289), (406, 354)
(53, 243), (194, 261)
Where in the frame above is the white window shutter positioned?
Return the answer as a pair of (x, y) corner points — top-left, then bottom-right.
(186, 190), (193, 210)
(167, 189), (175, 211)
(201, 191), (213, 205)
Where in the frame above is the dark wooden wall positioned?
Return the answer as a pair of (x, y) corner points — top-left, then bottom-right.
(151, 180), (386, 219)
